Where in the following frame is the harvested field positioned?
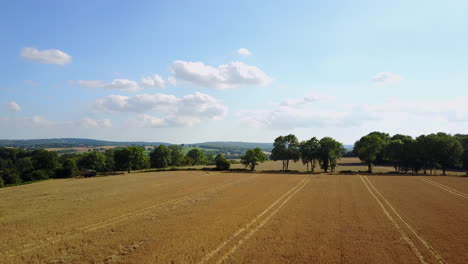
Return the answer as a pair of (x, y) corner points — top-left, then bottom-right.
(1, 171), (467, 263)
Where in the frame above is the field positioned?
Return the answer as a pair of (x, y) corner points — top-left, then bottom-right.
(1, 163), (468, 263)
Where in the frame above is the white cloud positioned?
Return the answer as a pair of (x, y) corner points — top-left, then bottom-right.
(95, 92), (227, 127)
(237, 48), (251, 56)
(6, 101), (22, 112)
(141, 74), (166, 88)
(372, 72), (402, 85)
(21, 47), (72, 65)
(78, 79), (141, 92)
(168, 61), (272, 89)
(0, 116), (112, 129)
(78, 118), (113, 128)
(239, 94), (468, 130)
(278, 93), (333, 107)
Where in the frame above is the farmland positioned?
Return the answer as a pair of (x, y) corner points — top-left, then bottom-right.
(1, 162), (467, 264)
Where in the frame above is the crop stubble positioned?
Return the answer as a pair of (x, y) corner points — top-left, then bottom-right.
(0, 171), (467, 263)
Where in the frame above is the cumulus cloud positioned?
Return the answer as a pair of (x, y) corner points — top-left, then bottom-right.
(372, 72), (402, 85)
(21, 47), (72, 65)
(239, 94), (468, 130)
(95, 92), (227, 127)
(141, 74), (166, 88)
(237, 48), (251, 56)
(168, 61), (272, 89)
(6, 101), (22, 112)
(78, 79), (141, 92)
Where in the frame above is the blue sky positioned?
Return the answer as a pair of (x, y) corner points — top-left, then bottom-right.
(1, 0), (467, 144)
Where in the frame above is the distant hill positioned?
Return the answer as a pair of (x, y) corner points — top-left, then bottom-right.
(0, 138), (351, 153)
(0, 138), (274, 152)
(193, 141), (273, 152)
(0, 138), (171, 148)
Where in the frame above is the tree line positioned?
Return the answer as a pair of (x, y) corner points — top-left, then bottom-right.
(0, 145), (219, 187)
(1, 131), (467, 187)
(269, 134), (345, 172)
(354, 132), (468, 175)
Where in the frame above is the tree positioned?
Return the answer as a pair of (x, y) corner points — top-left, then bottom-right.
(318, 137), (345, 173)
(16, 157), (34, 181)
(169, 145), (184, 166)
(367, 131), (391, 163)
(55, 158), (78, 178)
(354, 134), (386, 173)
(215, 154), (231, 170)
(150, 145), (172, 168)
(114, 146), (149, 172)
(270, 134), (300, 171)
(299, 137), (320, 172)
(31, 149), (58, 171)
(241, 148), (267, 171)
(432, 133), (463, 175)
(104, 149), (115, 172)
(186, 149), (206, 165)
(77, 151), (107, 172)
(454, 134), (468, 170)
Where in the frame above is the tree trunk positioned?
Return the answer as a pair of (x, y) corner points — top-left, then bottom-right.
(286, 160), (289, 171)
(368, 163), (372, 173)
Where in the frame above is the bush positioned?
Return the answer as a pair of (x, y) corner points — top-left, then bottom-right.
(31, 170), (50, 180)
(20, 172), (34, 182)
(2, 172), (22, 185)
(54, 167), (76, 178)
(215, 155), (231, 171)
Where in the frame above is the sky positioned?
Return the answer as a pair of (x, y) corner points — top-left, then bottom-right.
(1, 0), (467, 144)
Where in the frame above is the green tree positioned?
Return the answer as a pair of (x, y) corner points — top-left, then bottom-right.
(55, 158), (79, 178)
(454, 134), (468, 170)
(114, 147), (149, 172)
(299, 137), (320, 172)
(367, 131), (391, 163)
(77, 151), (107, 172)
(186, 148), (206, 165)
(16, 157), (34, 181)
(104, 149), (115, 171)
(354, 134), (386, 173)
(241, 148), (267, 171)
(150, 145), (172, 168)
(215, 154), (231, 170)
(31, 149), (58, 171)
(270, 134), (300, 171)
(318, 137), (345, 173)
(169, 145), (184, 166)
(432, 133), (463, 175)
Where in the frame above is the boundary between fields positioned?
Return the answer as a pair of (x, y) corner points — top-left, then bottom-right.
(420, 178), (468, 200)
(198, 177), (309, 264)
(361, 175), (446, 264)
(6, 174), (260, 258)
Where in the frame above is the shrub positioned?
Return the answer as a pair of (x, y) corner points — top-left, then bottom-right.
(20, 172), (34, 182)
(2, 172), (22, 185)
(31, 170), (50, 180)
(215, 155), (231, 171)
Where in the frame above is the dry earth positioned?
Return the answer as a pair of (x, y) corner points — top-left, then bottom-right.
(1, 169), (467, 263)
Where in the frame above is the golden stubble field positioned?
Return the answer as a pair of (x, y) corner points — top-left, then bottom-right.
(1, 163), (468, 264)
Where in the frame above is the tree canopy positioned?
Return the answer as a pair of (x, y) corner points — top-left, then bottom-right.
(241, 148), (267, 171)
(270, 134), (300, 171)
